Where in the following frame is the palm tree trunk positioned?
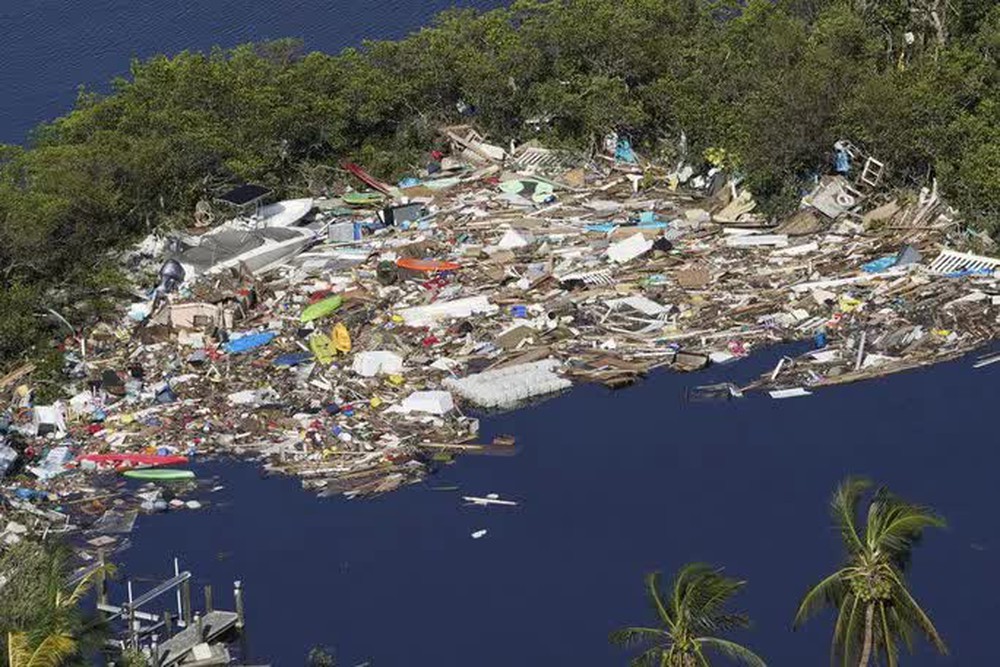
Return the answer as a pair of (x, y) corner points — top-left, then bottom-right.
(859, 603), (875, 667)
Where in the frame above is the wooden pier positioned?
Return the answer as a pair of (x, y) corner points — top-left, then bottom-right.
(98, 555), (246, 666)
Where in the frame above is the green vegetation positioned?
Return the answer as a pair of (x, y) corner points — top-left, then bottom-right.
(610, 563), (766, 666)
(1, 0), (1000, 368)
(793, 477), (947, 667)
(0, 542), (113, 667)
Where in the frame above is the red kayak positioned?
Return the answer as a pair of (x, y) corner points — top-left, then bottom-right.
(396, 258), (461, 273)
(78, 453), (189, 469)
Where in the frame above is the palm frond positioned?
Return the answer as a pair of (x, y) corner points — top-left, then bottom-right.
(8, 631), (30, 667)
(610, 626), (672, 648)
(829, 591), (852, 667)
(830, 477), (870, 555)
(840, 593), (862, 667)
(698, 637), (768, 667)
(793, 568), (848, 628)
(886, 568), (948, 655)
(692, 642), (712, 667)
(58, 562), (116, 610)
(645, 571), (674, 629)
(878, 601), (898, 667)
(699, 612), (751, 634)
(686, 569), (747, 621)
(886, 605), (915, 653)
(871, 495), (945, 564)
(25, 633), (76, 667)
(630, 645), (668, 667)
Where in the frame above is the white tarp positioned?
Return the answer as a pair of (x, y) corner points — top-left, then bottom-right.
(725, 234), (789, 248)
(606, 295), (668, 317)
(397, 296), (498, 327)
(398, 391), (454, 415)
(607, 233), (653, 264)
(497, 229), (534, 249)
(352, 351), (404, 377)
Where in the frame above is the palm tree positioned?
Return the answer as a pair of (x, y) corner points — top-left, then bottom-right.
(610, 563), (767, 667)
(2, 546), (114, 667)
(6, 632), (75, 667)
(794, 477), (948, 667)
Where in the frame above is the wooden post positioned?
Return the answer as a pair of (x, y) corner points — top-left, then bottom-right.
(163, 610), (173, 638)
(233, 580), (245, 630)
(194, 612), (203, 640)
(151, 641), (160, 666)
(181, 580), (192, 626)
(204, 584), (213, 613)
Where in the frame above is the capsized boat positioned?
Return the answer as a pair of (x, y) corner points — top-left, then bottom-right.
(78, 453), (189, 469)
(175, 225), (317, 279)
(123, 468), (195, 481)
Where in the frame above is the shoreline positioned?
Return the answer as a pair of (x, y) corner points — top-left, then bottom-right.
(3, 134), (999, 565)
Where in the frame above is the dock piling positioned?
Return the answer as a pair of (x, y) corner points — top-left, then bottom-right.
(234, 580), (245, 630)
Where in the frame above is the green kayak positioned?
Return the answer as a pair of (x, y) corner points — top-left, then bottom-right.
(342, 192), (384, 206)
(300, 295), (343, 323)
(123, 469), (195, 481)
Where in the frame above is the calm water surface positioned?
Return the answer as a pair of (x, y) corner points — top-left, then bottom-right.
(113, 347), (998, 666)
(6, 2), (994, 664)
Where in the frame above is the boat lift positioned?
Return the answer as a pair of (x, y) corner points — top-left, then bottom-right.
(98, 556), (245, 666)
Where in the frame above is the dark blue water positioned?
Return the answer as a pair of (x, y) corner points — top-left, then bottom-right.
(1, 0), (501, 144)
(113, 347), (997, 666)
(10, 2), (994, 663)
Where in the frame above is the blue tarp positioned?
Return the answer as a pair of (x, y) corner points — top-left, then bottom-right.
(274, 351), (315, 367)
(586, 223), (618, 233)
(615, 138), (638, 164)
(862, 255), (897, 273)
(224, 331), (277, 354)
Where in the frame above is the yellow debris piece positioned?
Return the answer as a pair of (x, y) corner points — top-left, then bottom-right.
(839, 296), (862, 312)
(333, 322), (352, 353)
(309, 331), (336, 365)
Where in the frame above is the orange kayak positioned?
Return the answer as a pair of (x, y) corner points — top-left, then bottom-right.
(396, 258), (461, 272)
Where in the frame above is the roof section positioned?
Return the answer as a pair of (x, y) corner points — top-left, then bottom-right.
(217, 184), (270, 206)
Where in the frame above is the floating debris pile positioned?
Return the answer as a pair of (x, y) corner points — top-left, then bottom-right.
(2, 129), (999, 546)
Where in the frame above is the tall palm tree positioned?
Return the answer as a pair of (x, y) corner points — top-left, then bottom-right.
(794, 477), (948, 667)
(610, 563), (767, 667)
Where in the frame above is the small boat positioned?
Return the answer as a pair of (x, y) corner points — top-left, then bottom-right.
(123, 469), (195, 481)
(300, 295), (343, 323)
(256, 198), (313, 227)
(342, 192), (384, 207)
(396, 258), (461, 273)
(175, 225), (317, 279)
(78, 453), (189, 469)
